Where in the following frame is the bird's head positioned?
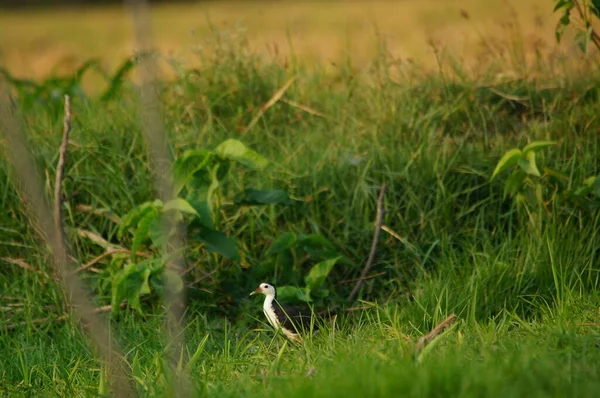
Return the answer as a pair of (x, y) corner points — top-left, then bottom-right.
(250, 282), (276, 298)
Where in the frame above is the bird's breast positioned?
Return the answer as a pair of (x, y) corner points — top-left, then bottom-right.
(263, 304), (280, 329)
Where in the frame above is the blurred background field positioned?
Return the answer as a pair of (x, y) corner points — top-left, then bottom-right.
(0, 0), (582, 83)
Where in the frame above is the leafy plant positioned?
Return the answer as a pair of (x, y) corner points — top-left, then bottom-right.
(113, 139), (304, 313)
(110, 256), (183, 314)
(491, 140), (600, 214)
(263, 232), (352, 303)
(491, 141), (556, 203)
(554, 0), (600, 53)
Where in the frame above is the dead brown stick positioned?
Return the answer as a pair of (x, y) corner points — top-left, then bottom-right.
(347, 184), (387, 301)
(54, 95), (71, 250)
(74, 249), (132, 273)
(76, 204), (121, 224)
(3, 303), (126, 331)
(415, 314), (457, 352)
(0, 89), (134, 396)
(1, 257), (50, 279)
(243, 76), (297, 134)
(74, 247), (185, 274)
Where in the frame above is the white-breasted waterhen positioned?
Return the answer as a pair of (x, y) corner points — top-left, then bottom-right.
(249, 282), (335, 343)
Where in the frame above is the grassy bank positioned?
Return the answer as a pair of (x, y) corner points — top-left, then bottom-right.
(1, 19), (600, 397)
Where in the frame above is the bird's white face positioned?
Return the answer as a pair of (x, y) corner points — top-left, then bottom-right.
(250, 282), (276, 297)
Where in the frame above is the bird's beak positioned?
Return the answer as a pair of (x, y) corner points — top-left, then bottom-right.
(249, 287), (261, 296)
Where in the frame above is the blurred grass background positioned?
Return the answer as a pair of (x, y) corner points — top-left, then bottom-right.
(0, 0), (577, 83)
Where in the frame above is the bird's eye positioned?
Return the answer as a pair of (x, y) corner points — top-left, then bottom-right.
(263, 284), (268, 288)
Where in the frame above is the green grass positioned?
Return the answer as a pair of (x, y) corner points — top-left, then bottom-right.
(1, 29), (599, 397)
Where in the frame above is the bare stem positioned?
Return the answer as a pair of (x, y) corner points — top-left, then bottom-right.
(347, 184), (387, 302)
(415, 314), (457, 352)
(54, 95), (71, 250)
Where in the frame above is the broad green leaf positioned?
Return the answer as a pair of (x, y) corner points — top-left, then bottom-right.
(118, 200), (162, 239)
(491, 148), (522, 180)
(522, 140), (556, 155)
(503, 170), (527, 199)
(553, 0), (571, 12)
(111, 263), (152, 314)
(235, 189), (302, 206)
(267, 232), (297, 255)
(147, 218), (169, 255)
(214, 139), (268, 170)
(518, 151), (541, 177)
(132, 208), (160, 254)
(186, 165), (220, 229)
(276, 286), (312, 303)
(304, 256), (341, 291)
(296, 287), (312, 303)
(171, 149), (213, 194)
(163, 198), (198, 215)
(215, 158), (231, 181)
(196, 228), (240, 260)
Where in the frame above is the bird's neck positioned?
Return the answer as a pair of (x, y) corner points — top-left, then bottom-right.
(263, 294), (276, 310)
(262, 294), (279, 328)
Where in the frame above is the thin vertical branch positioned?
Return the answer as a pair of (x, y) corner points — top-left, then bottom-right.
(54, 95), (71, 248)
(0, 89), (133, 397)
(348, 184), (387, 302)
(125, 0), (189, 396)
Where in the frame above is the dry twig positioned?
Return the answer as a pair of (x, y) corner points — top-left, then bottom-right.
(3, 303), (126, 331)
(76, 204), (121, 224)
(243, 76), (297, 134)
(75, 247), (185, 274)
(54, 95), (71, 249)
(348, 184), (387, 301)
(1, 257), (50, 278)
(415, 314), (457, 352)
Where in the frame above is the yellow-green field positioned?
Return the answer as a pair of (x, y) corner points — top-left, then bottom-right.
(0, 0), (577, 80)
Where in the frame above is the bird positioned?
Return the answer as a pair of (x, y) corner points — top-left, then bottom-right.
(249, 282), (334, 343)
